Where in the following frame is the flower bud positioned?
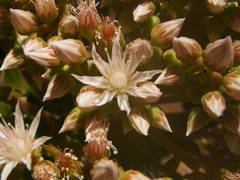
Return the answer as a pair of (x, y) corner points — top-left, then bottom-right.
(10, 9), (37, 35)
(154, 65), (184, 86)
(26, 47), (60, 67)
(0, 7), (9, 27)
(43, 74), (70, 101)
(76, 86), (103, 111)
(23, 36), (46, 56)
(32, 160), (59, 180)
(59, 107), (85, 133)
(91, 159), (119, 180)
(59, 15), (79, 37)
(121, 170), (151, 180)
(149, 106), (172, 132)
(223, 71), (240, 100)
(128, 107), (150, 136)
(0, 49), (24, 71)
(233, 40), (240, 64)
(51, 39), (88, 65)
(33, 0), (58, 23)
(173, 37), (202, 64)
(151, 18), (185, 48)
(207, 0), (227, 13)
(133, 1), (155, 23)
(204, 36), (234, 72)
(201, 91), (226, 119)
(186, 107), (209, 136)
(126, 39), (153, 65)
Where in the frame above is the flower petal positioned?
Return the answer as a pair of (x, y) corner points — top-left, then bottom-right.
(28, 108), (42, 137)
(130, 70), (162, 84)
(33, 136), (51, 150)
(14, 102), (25, 134)
(72, 74), (109, 88)
(111, 34), (123, 66)
(126, 54), (142, 76)
(95, 90), (116, 106)
(117, 94), (131, 114)
(21, 153), (31, 170)
(1, 161), (17, 180)
(92, 44), (110, 77)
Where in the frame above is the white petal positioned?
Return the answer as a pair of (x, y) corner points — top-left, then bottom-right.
(32, 136), (51, 150)
(95, 90), (116, 106)
(72, 74), (108, 88)
(21, 153), (31, 170)
(1, 162), (17, 180)
(28, 108), (42, 137)
(92, 44), (110, 77)
(117, 94), (131, 114)
(126, 55), (141, 76)
(130, 70), (162, 84)
(111, 34), (123, 66)
(14, 102), (25, 133)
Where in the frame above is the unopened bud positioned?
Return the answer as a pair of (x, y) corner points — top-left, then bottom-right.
(121, 170), (151, 180)
(163, 49), (183, 66)
(186, 107), (209, 136)
(149, 106), (172, 132)
(59, 15), (79, 36)
(43, 74), (70, 101)
(128, 107), (150, 136)
(59, 107), (85, 133)
(26, 47), (60, 67)
(201, 91), (226, 119)
(133, 1), (155, 23)
(91, 159), (119, 180)
(51, 39), (88, 65)
(173, 37), (202, 64)
(151, 18), (185, 48)
(33, 160), (59, 180)
(10, 9), (37, 35)
(33, 0), (58, 23)
(223, 71), (240, 100)
(126, 39), (153, 65)
(0, 49), (24, 71)
(233, 40), (240, 64)
(207, 0), (227, 13)
(204, 36), (234, 72)
(23, 36), (46, 56)
(154, 65), (184, 86)
(75, 86), (103, 111)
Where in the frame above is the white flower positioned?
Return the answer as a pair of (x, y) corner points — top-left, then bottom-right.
(72, 35), (162, 114)
(0, 103), (51, 180)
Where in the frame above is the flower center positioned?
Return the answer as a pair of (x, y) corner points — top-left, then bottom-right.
(110, 71), (128, 90)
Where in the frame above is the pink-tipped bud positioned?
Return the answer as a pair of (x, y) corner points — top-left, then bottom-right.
(33, 0), (58, 23)
(23, 36), (46, 57)
(51, 39), (88, 65)
(201, 91), (226, 119)
(26, 47), (60, 67)
(207, 0), (227, 13)
(91, 159), (119, 180)
(151, 18), (185, 48)
(223, 71), (240, 100)
(33, 160), (59, 180)
(173, 37), (202, 64)
(133, 1), (155, 23)
(126, 39), (153, 65)
(10, 9), (37, 35)
(0, 49), (24, 71)
(204, 36), (234, 72)
(233, 40), (240, 64)
(154, 66), (184, 86)
(128, 107), (150, 136)
(121, 170), (151, 180)
(59, 15), (79, 36)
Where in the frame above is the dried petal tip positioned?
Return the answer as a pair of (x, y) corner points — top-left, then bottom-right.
(0, 49), (24, 71)
(204, 36), (234, 72)
(207, 0), (227, 13)
(121, 170), (151, 180)
(151, 18), (185, 48)
(33, 0), (58, 23)
(59, 15), (79, 36)
(173, 37), (202, 64)
(51, 39), (88, 65)
(91, 159), (119, 180)
(133, 1), (155, 23)
(10, 9), (37, 35)
(223, 71), (240, 100)
(201, 91), (226, 119)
